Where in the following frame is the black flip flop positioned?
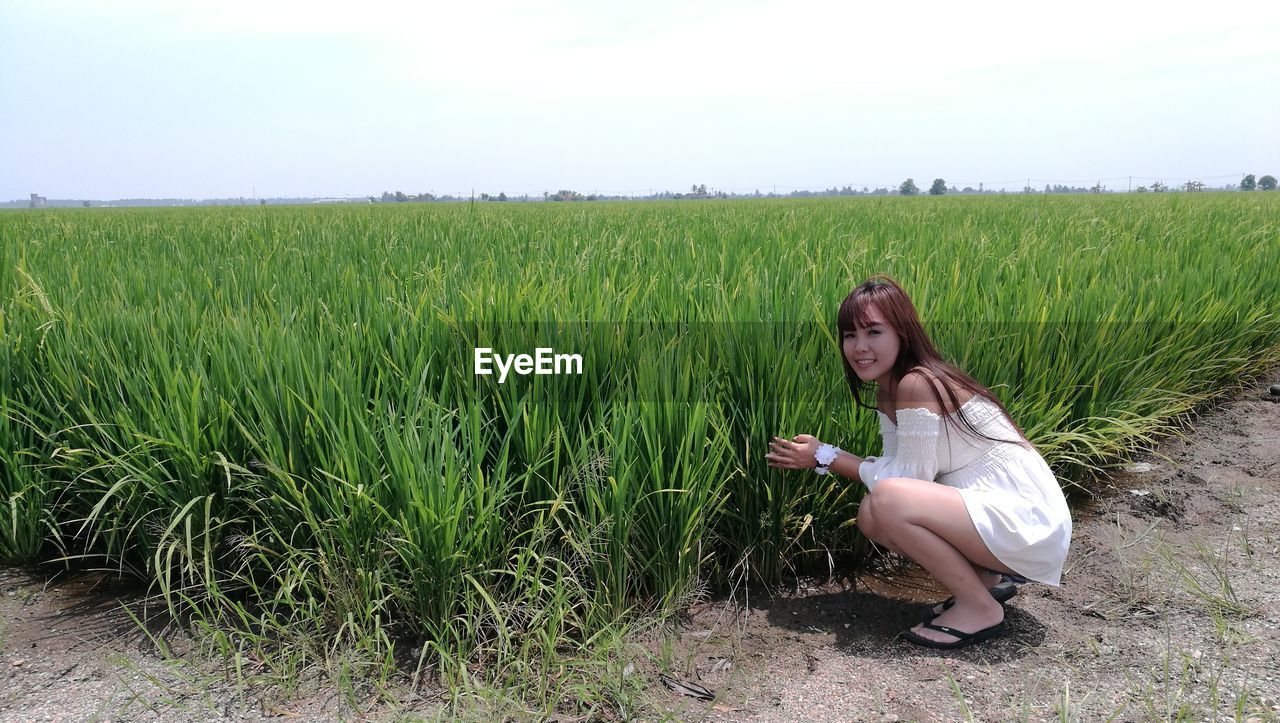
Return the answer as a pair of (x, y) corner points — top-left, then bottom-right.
(900, 620), (1007, 649)
(928, 580), (1018, 618)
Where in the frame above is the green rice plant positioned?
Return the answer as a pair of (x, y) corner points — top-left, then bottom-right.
(0, 396), (50, 562)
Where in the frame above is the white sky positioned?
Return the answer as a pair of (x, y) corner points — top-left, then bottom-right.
(3, 0), (1278, 199)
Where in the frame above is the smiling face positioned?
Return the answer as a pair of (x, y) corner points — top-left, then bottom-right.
(841, 304), (902, 387)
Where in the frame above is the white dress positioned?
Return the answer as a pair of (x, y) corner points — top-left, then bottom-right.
(858, 394), (1072, 586)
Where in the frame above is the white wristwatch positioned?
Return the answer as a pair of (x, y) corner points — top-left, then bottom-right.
(814, 443), (841, 475)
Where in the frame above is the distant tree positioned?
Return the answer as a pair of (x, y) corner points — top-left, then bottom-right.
(899, 178), (920, 196)
(498, 192), (507, 201)
(394, 191), (408, 202)
(929, 178), (947, 195)
(1181, 180), (1205, 192)
(83, 200), (91, 207)
(1260, 175), (1278, 191)
(1135, 186), (1148, 193)
(1240, 174), (1257, 191)
(1150, 180), (1167, 193)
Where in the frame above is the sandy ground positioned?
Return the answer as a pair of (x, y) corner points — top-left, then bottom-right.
(3, 368), (1279, 721)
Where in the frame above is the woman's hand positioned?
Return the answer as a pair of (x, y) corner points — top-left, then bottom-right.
(765, 434), (822, 470)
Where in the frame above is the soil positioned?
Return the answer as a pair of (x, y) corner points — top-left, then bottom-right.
(3, 369), (1280, 721)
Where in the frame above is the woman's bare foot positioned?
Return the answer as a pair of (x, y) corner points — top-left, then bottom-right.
(910, 595), (1005, 645)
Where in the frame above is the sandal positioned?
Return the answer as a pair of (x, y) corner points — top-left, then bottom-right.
(928, 579), (1018, 618)
(900, 620), (1007, 649)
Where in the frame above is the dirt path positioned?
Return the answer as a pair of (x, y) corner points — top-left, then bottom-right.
(0, 570), (313, 721)
(3, 370), (1279, 721)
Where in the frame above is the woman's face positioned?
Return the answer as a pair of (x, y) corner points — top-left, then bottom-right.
(842, 305), (902, 387)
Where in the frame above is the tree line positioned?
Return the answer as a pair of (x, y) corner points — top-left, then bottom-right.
(1239, 174), (1278, 192)
(368, 174), (1278, 204)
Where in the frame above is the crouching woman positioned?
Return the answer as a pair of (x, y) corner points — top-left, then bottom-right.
(765, 276), (1072, 649)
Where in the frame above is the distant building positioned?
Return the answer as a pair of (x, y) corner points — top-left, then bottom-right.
(29, 193), (47, 208)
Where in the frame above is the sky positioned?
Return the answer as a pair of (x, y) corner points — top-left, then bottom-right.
(3, 0), (1278, 199)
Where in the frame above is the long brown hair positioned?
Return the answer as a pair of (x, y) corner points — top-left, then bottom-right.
(837, 275), (1033, 450)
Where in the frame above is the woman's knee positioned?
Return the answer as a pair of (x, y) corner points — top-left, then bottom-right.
(868, 477), (915, 521)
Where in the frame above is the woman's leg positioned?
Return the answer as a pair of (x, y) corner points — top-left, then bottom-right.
(926, 563), (1007, 616)
(863, 477), (1015, 643)
(856, 494), (905, 555)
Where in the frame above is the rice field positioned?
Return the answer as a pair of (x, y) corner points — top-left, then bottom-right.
(1, 194), (1277, 698)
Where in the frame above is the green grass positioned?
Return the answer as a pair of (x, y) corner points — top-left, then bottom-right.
(1, 193), (1278, 712)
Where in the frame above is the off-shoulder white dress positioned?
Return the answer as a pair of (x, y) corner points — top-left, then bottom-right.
(858, 395), (1072, 586)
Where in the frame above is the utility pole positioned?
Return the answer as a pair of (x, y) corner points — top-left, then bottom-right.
(1128, 176), (1132, 192)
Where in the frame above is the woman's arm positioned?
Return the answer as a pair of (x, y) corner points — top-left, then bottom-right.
(766, 435), (866, 483)
(824, 447), (866, 483)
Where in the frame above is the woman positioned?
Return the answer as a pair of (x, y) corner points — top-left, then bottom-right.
(764, 275), (1072, 649)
